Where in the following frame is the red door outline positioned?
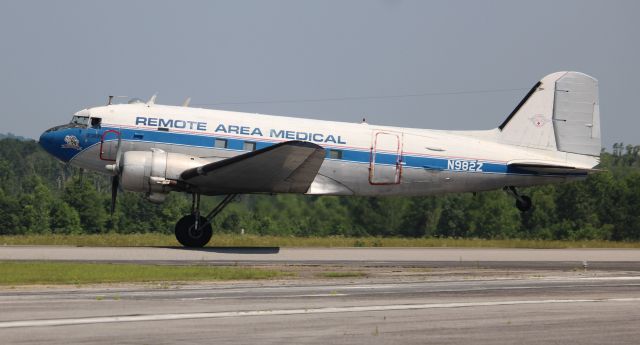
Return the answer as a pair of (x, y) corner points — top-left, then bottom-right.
(368, 131), (403, 185)
(99, 130), (121, 161)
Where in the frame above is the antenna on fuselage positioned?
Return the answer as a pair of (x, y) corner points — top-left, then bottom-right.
(182, 97), (191, 107)
(147, 93), (158, 106)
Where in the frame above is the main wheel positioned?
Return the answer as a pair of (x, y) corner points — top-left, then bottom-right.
(515, 195), (532, 212)
(175, 215), (212, 247)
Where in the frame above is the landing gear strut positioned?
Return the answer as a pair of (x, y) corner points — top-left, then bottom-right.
(174, 194), (237, 247)
(505, 186), (532, 212)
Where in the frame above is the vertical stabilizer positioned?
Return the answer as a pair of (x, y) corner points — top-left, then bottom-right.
(498, 71), (601, 157)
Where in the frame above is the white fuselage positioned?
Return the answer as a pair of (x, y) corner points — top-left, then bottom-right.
(52, 102), (583, 197)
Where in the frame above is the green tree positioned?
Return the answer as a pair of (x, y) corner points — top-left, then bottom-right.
(1, 138), (640, 241)
(467, 191), (520, 239)
(305, 197), (354, 236)
(0, 188), (21, 235)
(62, 178), (108, 233)
(50, 201), (82, 233)
(17, 177), (53, 233)
(348, 197), (410, 237)
(521, 185), (558, 239)
(436, 194), (473, 237)
(613, 172), (640, 240)
(400, 197), (442, 237)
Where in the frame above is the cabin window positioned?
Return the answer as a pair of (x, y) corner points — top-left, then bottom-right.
(214, 138), (228, 149)
(243, 141), (256, 151)
(328, 149), (343, 159)
(90, 117), (102, 129)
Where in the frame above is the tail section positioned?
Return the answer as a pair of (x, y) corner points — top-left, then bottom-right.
(498, 71), (601, 157)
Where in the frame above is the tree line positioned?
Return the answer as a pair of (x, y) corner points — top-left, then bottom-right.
(0, 138), (639, 240)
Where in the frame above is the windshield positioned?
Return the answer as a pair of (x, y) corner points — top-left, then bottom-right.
(71, 116), (89, 126)
(44, 115), (91, 133)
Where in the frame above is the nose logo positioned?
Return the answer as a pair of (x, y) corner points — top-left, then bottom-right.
(61, 135), (82, 150)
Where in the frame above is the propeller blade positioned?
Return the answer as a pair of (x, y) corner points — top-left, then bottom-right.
(115, 129), (123, 168)
(110, 131), (124, 215)
(111, 175), (119, 215)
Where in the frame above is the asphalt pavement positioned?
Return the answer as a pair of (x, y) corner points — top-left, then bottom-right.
(2, 246), (640, 269)
(1, 246), (639, 344)
(1, 269), (640, 344)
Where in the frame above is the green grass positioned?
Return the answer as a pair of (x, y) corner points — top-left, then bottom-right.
(1, 233), (640, 249)
(0, 261), (286, 285)
(317, 271), (367, 278)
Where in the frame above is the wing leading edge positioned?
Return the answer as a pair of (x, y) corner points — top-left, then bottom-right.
(181, 140), (325, 194)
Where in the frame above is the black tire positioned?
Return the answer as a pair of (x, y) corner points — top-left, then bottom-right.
(175, 215), (212, 247)
(516, 195), (532, 212)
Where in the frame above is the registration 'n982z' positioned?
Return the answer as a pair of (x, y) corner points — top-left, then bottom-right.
(447, 159), (483, 172)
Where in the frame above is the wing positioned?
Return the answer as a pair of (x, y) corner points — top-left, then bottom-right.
(181, 140), (325, 194)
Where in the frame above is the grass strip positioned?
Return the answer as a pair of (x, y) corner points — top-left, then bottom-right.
(0, 261), (285, 285)
(317, 271), (367, 278)
(1, 234), (640, 249)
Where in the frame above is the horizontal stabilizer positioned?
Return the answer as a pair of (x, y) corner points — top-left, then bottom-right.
(508, 162), (601, 175)
(181, 140), (325, 194)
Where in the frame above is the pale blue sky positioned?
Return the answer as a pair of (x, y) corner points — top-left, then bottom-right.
(0, 0), (637, 149)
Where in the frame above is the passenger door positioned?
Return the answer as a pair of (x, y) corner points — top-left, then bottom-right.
(369, 131), (403, 185)
(99, 129), (121, 161)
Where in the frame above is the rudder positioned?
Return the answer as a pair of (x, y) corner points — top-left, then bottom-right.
(553, 72), (600, 156)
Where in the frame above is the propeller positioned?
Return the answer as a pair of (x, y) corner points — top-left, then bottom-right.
(107, 131), (124, 215)
(110, 175), (119, 214)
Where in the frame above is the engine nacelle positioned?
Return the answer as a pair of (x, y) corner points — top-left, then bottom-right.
(119, 149), (204, 199)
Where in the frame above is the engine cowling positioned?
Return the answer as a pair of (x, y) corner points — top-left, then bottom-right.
(119, 149), (204, 202)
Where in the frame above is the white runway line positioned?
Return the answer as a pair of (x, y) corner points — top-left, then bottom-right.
(1, 298), (639, 329)
(576, 276), (640, 281)
(180, 293), (349, 301)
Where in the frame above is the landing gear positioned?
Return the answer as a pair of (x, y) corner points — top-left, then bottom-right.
(174, 193), (237, 247)
(175, 214), (212, 248)
(515, 195), (532, 212)
(506, 186), (532, 212)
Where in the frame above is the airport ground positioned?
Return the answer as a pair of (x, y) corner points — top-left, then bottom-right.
(0, 246), (639, 344)
(3, 233), (640, 248)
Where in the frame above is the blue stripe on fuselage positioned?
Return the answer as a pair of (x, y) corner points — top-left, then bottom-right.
(74, 126), (582, 177)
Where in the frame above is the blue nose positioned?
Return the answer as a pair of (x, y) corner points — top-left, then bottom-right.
(39, 130), (58, 157)
(39, 127), (81, 162)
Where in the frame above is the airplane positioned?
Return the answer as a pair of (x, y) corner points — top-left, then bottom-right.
(39, 71), (601, 247)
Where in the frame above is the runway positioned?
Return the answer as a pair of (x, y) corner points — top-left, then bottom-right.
(1, 246), (640, 343)
(2, 246), (640, 269)
(1, 273), (640, 344)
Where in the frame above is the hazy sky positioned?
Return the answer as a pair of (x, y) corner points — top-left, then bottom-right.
(0, 0), (637, 149)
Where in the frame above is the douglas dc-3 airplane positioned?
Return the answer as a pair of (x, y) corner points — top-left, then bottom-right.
(39, 71), (601, 247)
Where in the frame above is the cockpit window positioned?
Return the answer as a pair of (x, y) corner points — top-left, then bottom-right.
(44, 115), (91, 133)
(71, 116), (89, 126)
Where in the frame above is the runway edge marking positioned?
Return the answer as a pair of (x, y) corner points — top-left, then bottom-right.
(2, 298), (640, 329)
